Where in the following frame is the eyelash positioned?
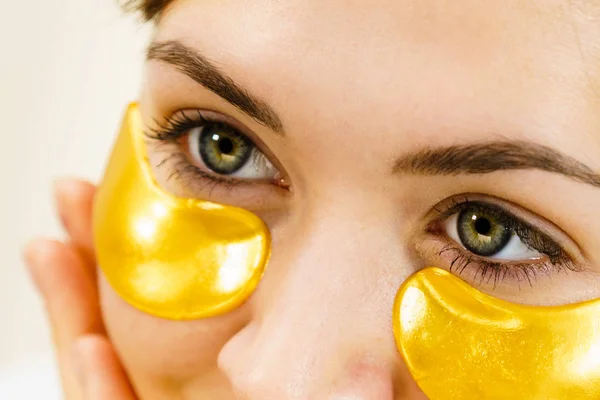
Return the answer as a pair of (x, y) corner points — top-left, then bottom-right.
(429, 196), (579, 287)
(144, 110), (269, 193)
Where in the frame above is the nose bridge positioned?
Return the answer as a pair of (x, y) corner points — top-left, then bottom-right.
(218, 200), (411, 398)
(260, 199), (406, 333)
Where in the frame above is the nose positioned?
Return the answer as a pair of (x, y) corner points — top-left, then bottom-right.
(218, 205), (420, 399)
(222, 323), (396, 399)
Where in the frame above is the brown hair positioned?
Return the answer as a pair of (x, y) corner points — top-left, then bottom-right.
(123, 0), (173, 21)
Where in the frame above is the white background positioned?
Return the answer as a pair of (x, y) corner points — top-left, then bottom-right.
(0, 1), (150, 397)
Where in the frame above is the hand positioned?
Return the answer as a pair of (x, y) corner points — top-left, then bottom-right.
(23, 179), (137, 399)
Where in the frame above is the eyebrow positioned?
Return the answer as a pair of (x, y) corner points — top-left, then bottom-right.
(147, 40), (285, 135)
(393, 141), (600, 188)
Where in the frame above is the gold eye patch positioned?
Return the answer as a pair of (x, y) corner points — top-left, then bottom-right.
(393, 268), (600, 399)
(93, 104), (270, 320)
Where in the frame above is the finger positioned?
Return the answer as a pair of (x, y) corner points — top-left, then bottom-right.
(23, 238), (104, 399)
(73, 335), (137, 400)
(54, 179), (97, 269)
(24, 238), (103, 343)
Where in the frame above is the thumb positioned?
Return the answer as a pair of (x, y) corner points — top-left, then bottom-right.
(72, 335), (137, 400)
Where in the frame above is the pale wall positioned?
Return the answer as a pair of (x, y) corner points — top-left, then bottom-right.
(0, 1), (149, 396)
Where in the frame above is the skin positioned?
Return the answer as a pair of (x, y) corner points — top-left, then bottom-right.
(24, 0), (600, 399)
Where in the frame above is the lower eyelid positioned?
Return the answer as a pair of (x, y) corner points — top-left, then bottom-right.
(147, 145), (289, 211)
(429, 221), (590, 291)
(423, 237), (550, 288)
(433, 242), (600, 306)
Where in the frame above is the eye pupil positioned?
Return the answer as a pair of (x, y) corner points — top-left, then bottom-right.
(474, 217), (492, 236)
(218, 137), (234, 154)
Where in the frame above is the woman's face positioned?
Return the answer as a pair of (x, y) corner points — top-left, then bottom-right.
(99, 0), (600, 398)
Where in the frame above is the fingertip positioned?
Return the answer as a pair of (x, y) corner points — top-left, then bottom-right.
(53, 178), (96, 199)
(22, 237), (63, 259)
(22, 237), (70, 272)
(22, 238), (90, 304)
(22, 238), (65, 292)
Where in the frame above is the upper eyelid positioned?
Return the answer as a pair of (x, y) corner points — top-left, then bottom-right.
(145, 109), (281, 163)
(145, 110), (223, 141)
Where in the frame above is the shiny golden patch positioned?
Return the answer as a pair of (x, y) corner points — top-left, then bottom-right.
(93, 104), (270, 320)
(394, 268), (600, 399)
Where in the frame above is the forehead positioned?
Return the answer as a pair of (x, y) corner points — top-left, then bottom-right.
(154, 0), (600, 161)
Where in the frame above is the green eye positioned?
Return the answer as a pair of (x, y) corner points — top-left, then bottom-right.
(456, 204), (511, 257)
(194, 122), (253, 175)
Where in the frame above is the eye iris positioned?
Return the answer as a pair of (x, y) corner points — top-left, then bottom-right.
(199, 123), (252, 175)
(457, 205), (512, 257)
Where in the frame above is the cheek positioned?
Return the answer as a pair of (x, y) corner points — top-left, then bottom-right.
(98, 273), (248, 391)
